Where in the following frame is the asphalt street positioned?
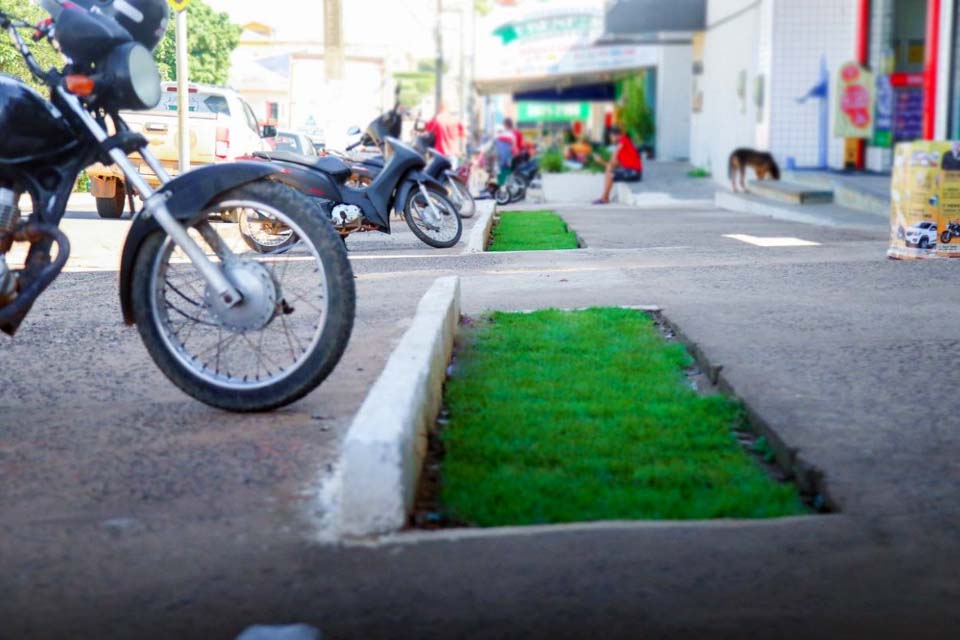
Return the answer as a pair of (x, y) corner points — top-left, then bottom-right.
(2, 189), (958, 639)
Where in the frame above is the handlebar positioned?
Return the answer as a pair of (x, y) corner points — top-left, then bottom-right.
(1, 12), (57, 85)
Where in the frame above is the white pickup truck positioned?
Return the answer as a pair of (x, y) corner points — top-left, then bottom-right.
(87, 83), (275, 218)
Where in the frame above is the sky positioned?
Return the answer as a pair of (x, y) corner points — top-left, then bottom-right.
(205, 0), (440, 58)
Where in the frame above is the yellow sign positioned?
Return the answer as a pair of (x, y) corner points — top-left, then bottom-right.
(834, 61), (874, 139)
(168, 0), (191, 11)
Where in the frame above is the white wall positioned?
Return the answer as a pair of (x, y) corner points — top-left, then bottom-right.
(694, 0), (859, 181)
(768, 0), (857, 169)
(692, 0), (767, 180)
(656, 45), (694, 160)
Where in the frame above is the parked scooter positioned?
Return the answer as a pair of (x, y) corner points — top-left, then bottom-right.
(496, 151), (541, 206)
(941, 220), (960, 244)
(243, 103), (462, 251)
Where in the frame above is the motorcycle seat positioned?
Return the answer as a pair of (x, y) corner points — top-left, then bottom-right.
(253, 151), (352, 182)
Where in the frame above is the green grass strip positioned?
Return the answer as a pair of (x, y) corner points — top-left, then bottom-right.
(441, 308), (807, 526)
(488, 211), (580, 252)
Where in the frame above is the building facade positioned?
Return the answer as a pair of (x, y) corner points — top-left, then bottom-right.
(691, 0), (957, 182)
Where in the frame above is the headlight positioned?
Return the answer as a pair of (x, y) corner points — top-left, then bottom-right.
(104, 42), (161, 111)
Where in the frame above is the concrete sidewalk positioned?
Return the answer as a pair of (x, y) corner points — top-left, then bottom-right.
(3, 200), (959, 638)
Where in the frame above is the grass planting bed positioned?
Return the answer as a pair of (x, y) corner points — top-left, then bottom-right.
(424, 308), (808, 528)
(487, 210), (580, 252)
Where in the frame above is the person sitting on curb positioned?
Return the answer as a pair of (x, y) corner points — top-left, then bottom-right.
(593, 127), (643, 205)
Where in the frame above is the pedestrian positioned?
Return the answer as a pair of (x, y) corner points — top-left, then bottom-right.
(494, 119), (519, 185)
(593, 126), (643, 205)
(424, 102), (464, 158)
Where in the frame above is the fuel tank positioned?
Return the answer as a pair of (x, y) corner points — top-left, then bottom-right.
(0, 75), (75, 164)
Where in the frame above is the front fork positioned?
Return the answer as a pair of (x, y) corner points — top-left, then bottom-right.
(417, 182), (444, 228)
(59, 88), (242, 308)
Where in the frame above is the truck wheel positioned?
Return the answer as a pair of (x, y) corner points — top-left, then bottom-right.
(96, 183), (127, 219)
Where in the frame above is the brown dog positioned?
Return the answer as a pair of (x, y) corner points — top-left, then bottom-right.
(728, 148), (781, 193)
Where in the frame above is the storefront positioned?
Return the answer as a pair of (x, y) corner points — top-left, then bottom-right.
(863, 0), (956, 170)
(473, 0), (699, 161)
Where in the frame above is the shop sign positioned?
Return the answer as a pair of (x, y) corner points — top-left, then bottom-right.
(873, 74), (894, 147)
(517, 101), (590, 122)
(835, 62), (874, 139)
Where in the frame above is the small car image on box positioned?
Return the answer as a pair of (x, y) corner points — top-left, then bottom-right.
(904, 221), (938, 249)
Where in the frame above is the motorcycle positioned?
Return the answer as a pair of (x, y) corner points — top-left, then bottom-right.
(425, 149), (475, 219)
(940, 221), (960, 244)
(496, 152), (541, 206)
(0, 1), (355, 412)
(243, 103), (462, 252)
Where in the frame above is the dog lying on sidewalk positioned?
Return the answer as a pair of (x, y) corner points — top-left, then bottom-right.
(728, 148), (781, 193)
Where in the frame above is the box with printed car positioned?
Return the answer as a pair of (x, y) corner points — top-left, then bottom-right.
(888, 141), (950, 259)
(937, 142), (960, 256)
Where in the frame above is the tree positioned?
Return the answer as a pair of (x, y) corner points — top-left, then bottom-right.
(617, 73), (655, 144)
(154, 1), (241, 86)
(0, 0), (63, 91)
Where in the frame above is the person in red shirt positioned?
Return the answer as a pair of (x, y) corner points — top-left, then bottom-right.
(593, 126), (643, 205)
(424, 103), (464, 158)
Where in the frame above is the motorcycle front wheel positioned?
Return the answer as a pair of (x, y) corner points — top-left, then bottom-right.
(404, 186), (463, 248)
(130, 180), (356, 412)
(238, 208), (300, 254)
(942, 232), (952, 244)
(446, 177), (476, 219)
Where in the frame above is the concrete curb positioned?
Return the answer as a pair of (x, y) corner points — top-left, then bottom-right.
(465, 200), (496, 253)
(338, 276), (461, 537)
(714, 190), (884, 228)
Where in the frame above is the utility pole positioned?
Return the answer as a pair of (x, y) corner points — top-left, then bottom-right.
(175, 6), (190, 174)
(323, 0), (345, 81)
(435, 0), (443, 116)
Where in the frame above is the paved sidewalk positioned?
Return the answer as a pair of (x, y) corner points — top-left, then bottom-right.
(3, 199), (959, 638)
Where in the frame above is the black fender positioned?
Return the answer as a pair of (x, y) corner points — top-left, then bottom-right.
(394, 171), (447, 215)
(118, 162), (280, 324)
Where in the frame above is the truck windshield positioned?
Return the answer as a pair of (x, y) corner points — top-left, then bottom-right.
(157, 92), (231, 115)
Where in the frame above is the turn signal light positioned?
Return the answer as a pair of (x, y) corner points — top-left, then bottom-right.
(65, 75), (95, 97)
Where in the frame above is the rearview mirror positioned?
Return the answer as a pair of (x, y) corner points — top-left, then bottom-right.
(347, 126), (361, 136)
(261, 124), (277, 139)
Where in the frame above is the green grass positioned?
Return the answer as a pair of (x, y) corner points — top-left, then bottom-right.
(488, 211), (580, 252)
(440, 308), (807, 527)
(687, 167), (711, 178)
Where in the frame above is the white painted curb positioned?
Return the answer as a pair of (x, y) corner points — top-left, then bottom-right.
(338, 276), (461, 537)
(465, 201), (496, 253)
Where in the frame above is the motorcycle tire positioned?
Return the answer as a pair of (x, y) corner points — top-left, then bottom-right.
(404, 186), (463, 249)
(238, 210), (300, 255)
(495, 186), (512, 206)
(130, 180), (356, 413)
(942, 232), (952, 244)
(447, 177), (476, 219)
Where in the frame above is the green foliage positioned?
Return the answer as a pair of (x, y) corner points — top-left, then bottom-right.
(74, 170), (90, 193)
(394, 70), (435, 110)
(618, 73), (655, 144)
(0, 0), (63, 92)
(155, 1), (240, 85)
(687, 167), (711, 178)
(474, 0), (494, 17)
(488, 211), (579, 252)
(539, 147), (567, 174)
(440, 308), (807, 526)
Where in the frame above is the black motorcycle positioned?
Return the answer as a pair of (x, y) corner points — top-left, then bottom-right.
(245, 104), (462, 251)
(496, 152), (541, 206)
(941, 221), (960, 244)
(0, 1), (355, 412)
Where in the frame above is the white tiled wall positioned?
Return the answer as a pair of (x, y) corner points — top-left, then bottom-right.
(694, 0), (860, 179)
(691, 0), (767, 179)
(767, 0), (858, 169)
